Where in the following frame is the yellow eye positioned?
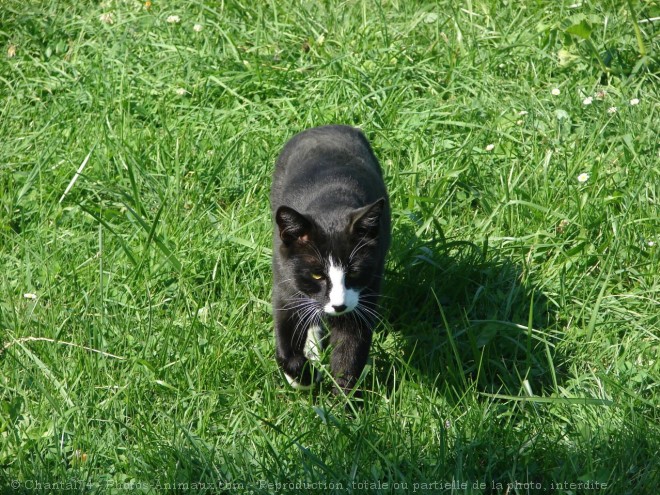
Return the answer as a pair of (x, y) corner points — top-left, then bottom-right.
(311, 273), (324, 280)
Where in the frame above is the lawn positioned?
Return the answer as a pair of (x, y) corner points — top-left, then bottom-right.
(1, 0), (658, 493)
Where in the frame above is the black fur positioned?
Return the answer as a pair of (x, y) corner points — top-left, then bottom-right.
(270, 125), (391, 396)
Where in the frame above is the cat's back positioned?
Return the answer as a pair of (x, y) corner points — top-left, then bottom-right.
(271, 125), (386, 211)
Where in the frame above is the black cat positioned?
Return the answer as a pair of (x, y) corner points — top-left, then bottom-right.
(270, 125), (391, 397)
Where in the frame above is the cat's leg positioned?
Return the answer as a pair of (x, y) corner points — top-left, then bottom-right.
(274, 308), (322, 389)
(327, 317), (373, 398)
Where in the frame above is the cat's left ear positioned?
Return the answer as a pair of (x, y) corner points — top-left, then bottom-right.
(276, 206), (313, 246)
(350, 198), (385, 239)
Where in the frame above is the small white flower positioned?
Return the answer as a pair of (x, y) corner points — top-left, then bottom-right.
(516, 119), (524, 126)
(630, 98), (640, 106)
(175, 87), (188, 96)
(197, 305), (210, 323)
(99, 12), (114, 24)
(577, 172), (590, 183)
(193, 23), (203, 32)
(551, 88), (561, 96)
(647, 240), (655, 247)
(607, 106), (617, 114)
(167, 15), (181, 24)
(424, 13), (439, 23)
(485, 143), (495, 151)
(24, 293), (38, 300)
(518, 110), (528, 116)
(583, 96), (593, 105)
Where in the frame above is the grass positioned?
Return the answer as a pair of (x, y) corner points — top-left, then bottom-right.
(1, 0), (658, 493)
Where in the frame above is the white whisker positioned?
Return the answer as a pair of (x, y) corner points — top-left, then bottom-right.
(348, 236), (374, 263)
(308, 242), (325, 264)
(285, 292), (322, 351)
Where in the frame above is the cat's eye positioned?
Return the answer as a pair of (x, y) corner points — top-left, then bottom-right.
(311, 273), (324, 280)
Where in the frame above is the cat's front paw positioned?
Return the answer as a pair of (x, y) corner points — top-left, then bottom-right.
(284, 372), (315, 390)
(279, 354), (318, 390)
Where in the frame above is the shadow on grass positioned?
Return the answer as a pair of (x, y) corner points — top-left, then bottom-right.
(376, 222), (565, 398)
(365, 225), (660, 491)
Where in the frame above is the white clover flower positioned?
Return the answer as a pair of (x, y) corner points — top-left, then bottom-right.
(551, 88), (561, 96)
(197, 305), (210, 323)
(485, 143), (495, 151)
(99, 12), (114, 24)
(648, 240), (655, 247)
(167, 15), (181, 24)
(583, 96), (593, 105)
(577, 173), (590, 183)
(630, 98), (640, 106)
(424, 13), (439, 23)
(175, 87), (188, 96)
(518, 110), (528, 116)
(24, 293), (38, 300)
(193, 23), (203, 32)
(607, 106), (617, 114)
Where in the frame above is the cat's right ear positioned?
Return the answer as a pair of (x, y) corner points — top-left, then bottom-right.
(276, 206), (312, 246)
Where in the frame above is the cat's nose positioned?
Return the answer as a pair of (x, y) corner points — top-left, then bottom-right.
(332, 304), (347, 313)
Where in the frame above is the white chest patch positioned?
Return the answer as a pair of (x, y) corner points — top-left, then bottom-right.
(303, 324), (324, 361)
(284, 324), (324, 389)
(324, 259), (360, 315)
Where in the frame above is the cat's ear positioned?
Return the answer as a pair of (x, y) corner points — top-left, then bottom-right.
(276, 206), (312, 246)
(350, 198), (385, 239)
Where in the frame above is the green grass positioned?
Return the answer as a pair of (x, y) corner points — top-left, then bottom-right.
(1, 0), (659, 493)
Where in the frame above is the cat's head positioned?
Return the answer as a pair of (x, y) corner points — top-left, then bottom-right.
(275, 199), (386, 317)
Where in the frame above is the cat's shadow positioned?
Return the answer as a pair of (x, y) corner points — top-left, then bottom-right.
(371, 222), (566, 399)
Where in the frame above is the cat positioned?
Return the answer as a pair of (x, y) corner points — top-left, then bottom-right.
(270, 125), (391, 397)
